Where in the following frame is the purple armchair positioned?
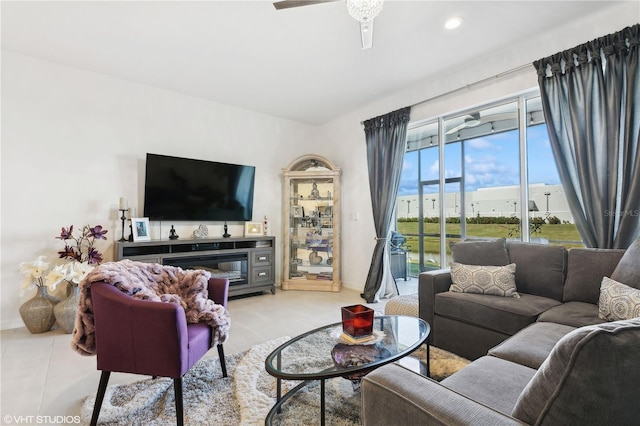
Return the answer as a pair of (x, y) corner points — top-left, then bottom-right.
(89, 277), (229, 426)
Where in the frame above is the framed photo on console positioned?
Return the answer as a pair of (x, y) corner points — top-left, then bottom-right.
(244, 221), (263, 237)
(132, 217), (151, 242)
(292, 205), (304, 218)
(318, 205), (332, 217)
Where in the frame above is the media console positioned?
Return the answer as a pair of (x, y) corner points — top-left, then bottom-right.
(115, 236), (276, 297)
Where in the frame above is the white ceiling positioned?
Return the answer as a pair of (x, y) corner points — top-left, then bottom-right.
(0, 1), (624, 125)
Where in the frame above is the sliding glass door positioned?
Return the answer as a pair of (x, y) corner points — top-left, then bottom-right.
(396, 92), (582, 276)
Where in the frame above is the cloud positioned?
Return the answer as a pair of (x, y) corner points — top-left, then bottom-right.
(466, 138), (494, 149)
(464, 153), (518, 190)
(429, 159), (438, 175)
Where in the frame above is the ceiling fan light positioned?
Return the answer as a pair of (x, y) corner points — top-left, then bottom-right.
(347, 0), (384, 23)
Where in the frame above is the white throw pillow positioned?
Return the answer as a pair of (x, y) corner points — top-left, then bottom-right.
(598, 276), (640, 321)
(449, 262), (519, 298)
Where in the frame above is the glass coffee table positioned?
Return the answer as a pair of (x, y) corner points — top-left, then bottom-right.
(264, 315), (430, 425)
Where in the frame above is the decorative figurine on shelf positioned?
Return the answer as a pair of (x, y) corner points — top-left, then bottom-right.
(309, 251), (323, 265)
(309, 181), (320, 199)
(169, 225), (179, 240)
(126, 206), (137, 242)
(193, 224), (209, 239)
(222, 221), (231, 238)
(263, 216), (268, 236)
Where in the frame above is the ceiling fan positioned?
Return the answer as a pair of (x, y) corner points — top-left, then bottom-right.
(445, 112), (518, 135)
(273, 0), (384, 49)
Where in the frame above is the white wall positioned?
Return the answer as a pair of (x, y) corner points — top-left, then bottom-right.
(317, 3), (638, 292)
(1, 51), (316, 329)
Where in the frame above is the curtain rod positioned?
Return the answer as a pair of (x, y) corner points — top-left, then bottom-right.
(361, 63), (532, 124)
(411, 63), (532, 109)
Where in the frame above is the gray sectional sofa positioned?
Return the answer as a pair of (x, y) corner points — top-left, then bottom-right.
(421, 238), (627, 360)
(361, 237), (640, 425)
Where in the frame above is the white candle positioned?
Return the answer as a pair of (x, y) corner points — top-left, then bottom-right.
(129, 207), (136, 218)
(119, 197), (128, 210)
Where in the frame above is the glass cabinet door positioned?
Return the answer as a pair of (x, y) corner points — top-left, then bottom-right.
(282, 155), (341, 292)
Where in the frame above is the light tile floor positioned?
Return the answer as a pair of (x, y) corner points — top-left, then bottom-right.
(0, 278), (418, 420)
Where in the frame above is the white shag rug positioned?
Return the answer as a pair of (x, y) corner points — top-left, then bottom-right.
(80, 337), (468, 425)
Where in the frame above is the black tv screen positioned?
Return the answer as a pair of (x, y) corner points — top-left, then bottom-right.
(143, 153), (255, 222)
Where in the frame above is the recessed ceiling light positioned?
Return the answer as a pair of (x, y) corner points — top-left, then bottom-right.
(444, 16), (464, 30)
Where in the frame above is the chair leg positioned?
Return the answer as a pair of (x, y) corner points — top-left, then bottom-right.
(217, 344), (228, 377)
(90, 371), (111, 426)
(174, 377), (184, 426)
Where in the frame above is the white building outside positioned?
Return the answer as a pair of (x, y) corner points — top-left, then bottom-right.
(398, 183), (572, 222)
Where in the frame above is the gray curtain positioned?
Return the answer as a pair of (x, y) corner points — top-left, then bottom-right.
(361, 107), (411, 303)
(533, 24), (640, 249)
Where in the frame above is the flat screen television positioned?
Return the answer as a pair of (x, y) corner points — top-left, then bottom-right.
(143, 153), (255, 222)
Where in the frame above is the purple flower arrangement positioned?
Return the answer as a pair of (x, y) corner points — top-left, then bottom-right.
(57, 225), (108, 265)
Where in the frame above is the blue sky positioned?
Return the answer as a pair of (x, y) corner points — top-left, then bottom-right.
(398, 124), (560, 196)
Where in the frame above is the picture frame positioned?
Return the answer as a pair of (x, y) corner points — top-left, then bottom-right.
(244, 221), (263, 236)
(132, 217), (151, 242)
(292, 205), (304, 218)
(318, 205), (333, 217)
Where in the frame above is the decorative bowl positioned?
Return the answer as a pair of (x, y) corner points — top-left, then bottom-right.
(331, 343), (392, 386)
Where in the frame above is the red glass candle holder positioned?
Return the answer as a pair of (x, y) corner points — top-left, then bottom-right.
(341, 304), (374, 338)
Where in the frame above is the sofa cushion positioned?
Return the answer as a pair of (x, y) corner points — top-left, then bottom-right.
(488, 322), (576, 369)
(435, 291), (561, 336)
(611, 237), (640, 289)
(450, 238), (510, 266)
(441, 355), (537, 416)
(512, 318), (640, 425)
(537, 301), (605, 328)
(563, 248), (625, 304)
(598, 276), (640, 321)
(362, 363), (525, 426)
(506, 242), (567, 301)
(450, 262), (519, 298)
(433, 316), (513, 361)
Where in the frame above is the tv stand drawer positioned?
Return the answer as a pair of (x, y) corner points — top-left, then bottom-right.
(252, 266), (273, 284)
(252, 249), (273, 266)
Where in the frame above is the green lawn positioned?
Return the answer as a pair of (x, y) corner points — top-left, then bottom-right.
(396, 221), (583, 271)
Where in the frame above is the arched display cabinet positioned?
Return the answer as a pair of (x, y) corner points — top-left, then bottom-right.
(281, 154), (341, 291)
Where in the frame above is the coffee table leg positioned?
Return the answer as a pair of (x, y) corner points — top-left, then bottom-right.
(275, 378), (282, 413)
(276, 353), (282, 413)
(320, 379), (326, 426)
(426, 343), (430, 378)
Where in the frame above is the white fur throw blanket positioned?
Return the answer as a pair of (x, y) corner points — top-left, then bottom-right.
(71, 260), (231, 356)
